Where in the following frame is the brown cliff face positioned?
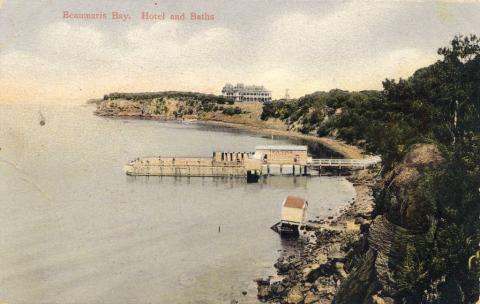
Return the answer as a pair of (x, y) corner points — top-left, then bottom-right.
(384, 144), (444, 229)
(334, 144), (444, 304)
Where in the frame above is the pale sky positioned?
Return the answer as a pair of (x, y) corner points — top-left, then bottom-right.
(1, 0), (479, 103)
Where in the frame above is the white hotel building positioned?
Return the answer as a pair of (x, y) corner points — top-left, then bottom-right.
(221, 83), (272, 102)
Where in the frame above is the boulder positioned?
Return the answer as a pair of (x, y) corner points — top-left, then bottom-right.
(275, 259), (292, 274)
(302, 263), (321, 282)
(370, 294), (394, 304)
(316, 285), (336, 298)
(255, 278), (271, 300)
(335, 262), (348, 279)
(304, 291), (321, 304)
(287, 285), (305, 304)
(271, 281), (286, 296)
(257, 284), (271, 299)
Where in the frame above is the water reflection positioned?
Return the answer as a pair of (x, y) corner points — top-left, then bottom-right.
(127, 174), (312, 190)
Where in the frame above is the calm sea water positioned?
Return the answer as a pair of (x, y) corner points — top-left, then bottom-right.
(0, 104), (354, 304)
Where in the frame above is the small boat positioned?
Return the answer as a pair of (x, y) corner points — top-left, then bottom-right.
(39, 111), (46, 126)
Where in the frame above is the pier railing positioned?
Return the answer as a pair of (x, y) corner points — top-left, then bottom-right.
(308, 156), (381, 169)
(127, 157), (245, 167)
(125, 156), (248, 177)
(125, 155), (382, 177)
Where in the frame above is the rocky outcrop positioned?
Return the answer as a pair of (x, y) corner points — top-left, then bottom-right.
(255, 228), (351, 303)
(333, 144), (444, 303)
(94, 98), (182, 119)
(258, 144), (445, 304)
(382, 143), (443, 229)
(255, 170), (379, 303)
(287, 285), (305, 304)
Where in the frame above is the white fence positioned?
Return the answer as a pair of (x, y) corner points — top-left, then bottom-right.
(308, 156), (381, 168)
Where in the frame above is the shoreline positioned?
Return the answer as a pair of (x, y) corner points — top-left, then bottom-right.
(93, 107), (378, 303)
(94, 111), (366, 159)
(194, 119), (365, 159)
(254, 169), (377, 304)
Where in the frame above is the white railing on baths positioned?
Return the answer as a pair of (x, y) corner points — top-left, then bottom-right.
(308, 156), (381, 168)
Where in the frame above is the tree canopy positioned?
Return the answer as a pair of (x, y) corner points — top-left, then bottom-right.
(262, 35), (480, 303)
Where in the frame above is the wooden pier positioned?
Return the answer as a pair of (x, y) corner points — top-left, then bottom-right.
(124, 146), (381, 180)
(125, 157), (248, 177)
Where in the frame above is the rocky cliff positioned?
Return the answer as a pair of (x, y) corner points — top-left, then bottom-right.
(333, 144), (444, 304)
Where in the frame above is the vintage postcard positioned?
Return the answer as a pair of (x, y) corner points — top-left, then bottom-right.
(1, 1), (479, 303)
